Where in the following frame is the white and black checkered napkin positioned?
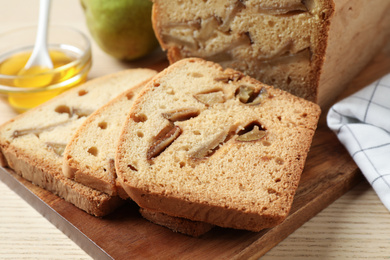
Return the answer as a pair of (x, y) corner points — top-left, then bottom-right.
(327, 73), (390, 211)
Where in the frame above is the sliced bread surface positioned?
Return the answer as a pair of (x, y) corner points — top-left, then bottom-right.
(62, 85), (145, 196)
(0, 69), (157, 216)
(116, 58), (321, 231)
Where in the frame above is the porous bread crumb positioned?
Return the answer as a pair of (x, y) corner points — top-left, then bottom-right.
(63, 84), (149, 196)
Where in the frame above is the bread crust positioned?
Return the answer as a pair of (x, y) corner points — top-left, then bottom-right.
(318, 0), (390, 106)
(1, 145), (123, 216)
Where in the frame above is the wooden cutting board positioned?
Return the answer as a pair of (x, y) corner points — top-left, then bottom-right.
(0, 113), (362, 260)
(0, 45), (389, 260)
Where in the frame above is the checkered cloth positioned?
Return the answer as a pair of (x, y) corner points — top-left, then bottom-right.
(327, 73), (390, 211)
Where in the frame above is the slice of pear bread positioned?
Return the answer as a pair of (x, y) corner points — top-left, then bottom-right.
(139, 208), (214, 237)
(62, 85), (145, 197)
(152, 0), (390, 107)
(0, 69), (157, 216)
(63, 84), (214, 236)
(116, 58), (321, 231)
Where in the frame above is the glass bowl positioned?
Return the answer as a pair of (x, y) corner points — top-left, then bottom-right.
(0, 25), (92, 112)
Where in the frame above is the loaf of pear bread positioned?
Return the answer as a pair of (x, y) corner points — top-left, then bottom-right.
(152, 0), (390, 107)
(62, 81), (214, 236)
(0, 69), (157, 216)
(116, 58), (321, 231)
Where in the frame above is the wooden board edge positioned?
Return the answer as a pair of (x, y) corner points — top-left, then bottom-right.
(0, 167), (113, 260)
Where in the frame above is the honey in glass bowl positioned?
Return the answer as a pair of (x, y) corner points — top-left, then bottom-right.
(0, 26), (92, 112)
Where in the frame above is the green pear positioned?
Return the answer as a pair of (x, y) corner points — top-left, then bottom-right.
(80, 0), (159, 60)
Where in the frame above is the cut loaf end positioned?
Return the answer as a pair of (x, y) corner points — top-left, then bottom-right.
(152, 0), (390, 107)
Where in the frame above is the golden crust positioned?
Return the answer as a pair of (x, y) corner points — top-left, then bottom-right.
(0, 145), (123, 216)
